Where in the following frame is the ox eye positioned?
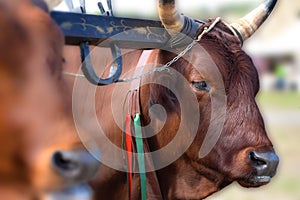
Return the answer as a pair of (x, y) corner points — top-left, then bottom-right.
(192, 81), (210, 92)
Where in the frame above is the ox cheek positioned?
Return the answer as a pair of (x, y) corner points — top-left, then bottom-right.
(218, 147), (255, 183)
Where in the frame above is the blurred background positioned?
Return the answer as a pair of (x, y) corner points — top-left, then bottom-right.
(56, 0), (300, 199)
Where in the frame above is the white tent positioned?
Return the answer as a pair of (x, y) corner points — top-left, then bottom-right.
(245, 21), (300, 56)
(245, 20), (300, 91)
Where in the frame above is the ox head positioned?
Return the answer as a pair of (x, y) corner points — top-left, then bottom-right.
(0, 0), (99, 199)
(143, 0), (279, 199)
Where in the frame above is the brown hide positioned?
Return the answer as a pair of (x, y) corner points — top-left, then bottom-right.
(64, 19), (278, 199)
(141, 21), (276, 199)
(0, 1), (94, 199)
(63, 46), (143, 199)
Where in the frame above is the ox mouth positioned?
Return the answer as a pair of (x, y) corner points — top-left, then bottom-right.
(44, 183), (93, 200)
(238, 176), (271, 187)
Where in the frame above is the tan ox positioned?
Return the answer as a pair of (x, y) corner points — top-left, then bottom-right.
(0, 0), (99, 199)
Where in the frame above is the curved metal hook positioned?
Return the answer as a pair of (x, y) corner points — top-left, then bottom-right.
(80, 42), (123, 86)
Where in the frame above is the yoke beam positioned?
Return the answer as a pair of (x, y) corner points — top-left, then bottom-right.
(51, 11), (169, 49)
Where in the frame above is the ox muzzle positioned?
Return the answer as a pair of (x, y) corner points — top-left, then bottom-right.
(44, 148), (100, 199)
(51, 148), (100, 183)
(249, 149), (279, 178)
(239, 148), (279, 187)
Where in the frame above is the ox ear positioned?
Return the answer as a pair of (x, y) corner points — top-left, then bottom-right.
(230, 0), (278, 43)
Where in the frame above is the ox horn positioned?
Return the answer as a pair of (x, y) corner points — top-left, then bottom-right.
(157, 0), (185, 37)
(230, 0), (278, 42)
(44, 0), (62, 11)
(32, 0), (62, 11)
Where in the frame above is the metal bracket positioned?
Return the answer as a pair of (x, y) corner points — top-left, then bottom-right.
(80, 41), (122, 85)
(79, 0), (86, 14)
(78, 0), (123, 86)
(98, 0), (113, 16)
(51, 1), (168, 86)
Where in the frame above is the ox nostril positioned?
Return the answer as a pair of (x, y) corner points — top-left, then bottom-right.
(249, 150), (279, 177)
(52, 151), (78, 171)
(249, 151), (267, 166)
(51, 149), (100, 182)
(52, 150), (81, 179)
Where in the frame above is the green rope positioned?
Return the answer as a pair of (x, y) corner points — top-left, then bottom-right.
(134, 113), (147, 200)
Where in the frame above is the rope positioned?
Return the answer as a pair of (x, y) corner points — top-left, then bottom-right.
(125, 114), (133, 200)
(134, 113), (147, 200)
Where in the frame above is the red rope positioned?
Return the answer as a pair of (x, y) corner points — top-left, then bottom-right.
(125, 114), (133, 200)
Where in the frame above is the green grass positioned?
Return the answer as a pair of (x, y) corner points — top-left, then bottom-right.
(257, 91), (300, 110)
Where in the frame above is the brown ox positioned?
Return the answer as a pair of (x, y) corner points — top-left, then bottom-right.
(63, 0), (280, 199)
(0, 0), (99, 199)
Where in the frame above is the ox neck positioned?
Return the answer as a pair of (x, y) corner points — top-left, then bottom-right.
(137, 47), (231, 199)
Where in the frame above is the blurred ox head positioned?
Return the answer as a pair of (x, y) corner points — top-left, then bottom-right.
(0, 0), (99, 199)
